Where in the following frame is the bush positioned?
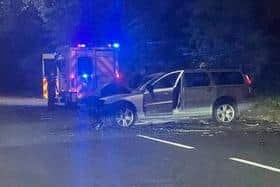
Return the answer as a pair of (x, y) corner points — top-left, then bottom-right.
(264, 96), (280, 109)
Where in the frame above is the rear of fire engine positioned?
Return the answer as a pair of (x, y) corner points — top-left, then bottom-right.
(42, 45), (120, 105)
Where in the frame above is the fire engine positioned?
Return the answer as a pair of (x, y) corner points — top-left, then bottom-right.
(42, 44), (121, 105)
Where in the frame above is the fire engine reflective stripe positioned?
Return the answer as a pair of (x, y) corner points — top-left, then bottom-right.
(77, 84), (83, 93)
(100, 56), (114, 73)
(96, 57), (113, 74)
(56, 78), (59, 95)
(96, 56), (115, 74)
(69, 54), (77, 89)
(95, 60), (108, 75)
(43, 78), (48, 99)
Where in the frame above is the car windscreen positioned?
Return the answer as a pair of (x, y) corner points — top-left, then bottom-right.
(136, 73), (164, 91)
(153, 72), (181, 89)
(211, 72), (244, 85)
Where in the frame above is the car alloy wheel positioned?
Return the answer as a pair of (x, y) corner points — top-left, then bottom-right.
(115, 107), (135, 127)
(215, 104), (235, 123)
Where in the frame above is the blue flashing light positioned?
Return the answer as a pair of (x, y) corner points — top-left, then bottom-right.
(82, 74), (88, 79)
(113, 42), (120, 49)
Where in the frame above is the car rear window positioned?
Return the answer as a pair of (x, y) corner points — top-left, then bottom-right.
(184, 73), (210, 87)
(211, 72), (244, 85)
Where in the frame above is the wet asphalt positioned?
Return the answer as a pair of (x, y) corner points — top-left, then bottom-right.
(0, 98), (279, 187)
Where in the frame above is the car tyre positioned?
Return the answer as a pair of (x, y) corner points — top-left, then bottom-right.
(113, 104), (136, 128)
(214, 102), (237, 124)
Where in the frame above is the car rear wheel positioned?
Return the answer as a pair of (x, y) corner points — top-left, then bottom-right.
(114, 105), (136, 128)
(214, 103), (236, 123)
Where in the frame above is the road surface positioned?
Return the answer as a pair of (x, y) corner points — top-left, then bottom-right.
(0, 97), (279, 187)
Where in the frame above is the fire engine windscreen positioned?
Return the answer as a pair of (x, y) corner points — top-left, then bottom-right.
(77, 57), (93, 77)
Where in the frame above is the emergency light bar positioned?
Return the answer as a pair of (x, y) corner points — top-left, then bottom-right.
(113, 43), (120, 49)
(77, 44), (86, 48)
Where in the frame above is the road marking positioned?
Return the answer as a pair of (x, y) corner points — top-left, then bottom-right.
(229, 157), (280, 173)
(137, 134), (195, 150)
(244, 123), (259, 127)
(173, 129), (211, 133)
(40, 114), (53, 120)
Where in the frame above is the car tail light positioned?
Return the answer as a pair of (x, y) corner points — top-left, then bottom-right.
(244, 74), (252, 86)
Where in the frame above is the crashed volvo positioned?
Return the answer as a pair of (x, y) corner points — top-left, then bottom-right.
(98, 69), (254, 127)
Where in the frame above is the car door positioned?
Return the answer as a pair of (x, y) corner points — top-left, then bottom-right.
(182, 72), (216, 115)
(143, 71), (182, 116)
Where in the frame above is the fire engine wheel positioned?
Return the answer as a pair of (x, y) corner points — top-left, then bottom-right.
(114, 105), (136, 128)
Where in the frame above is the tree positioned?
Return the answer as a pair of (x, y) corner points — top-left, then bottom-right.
(40, 0), (81, 47)
(182, 0), (268, 68)
(0, 0), (46, 93)
(122, 0), (268, 73)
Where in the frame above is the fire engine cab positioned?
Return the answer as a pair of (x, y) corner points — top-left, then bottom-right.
(42, 44), (120, 105)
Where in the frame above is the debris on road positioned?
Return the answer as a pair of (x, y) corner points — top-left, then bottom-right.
(244, 123), (260, 127)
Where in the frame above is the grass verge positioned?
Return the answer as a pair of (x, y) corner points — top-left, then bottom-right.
(242, 96), (280, 123)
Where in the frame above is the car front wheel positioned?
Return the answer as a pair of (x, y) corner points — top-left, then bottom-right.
(114, 105), (136, 128)
(214, 103), (236, 123)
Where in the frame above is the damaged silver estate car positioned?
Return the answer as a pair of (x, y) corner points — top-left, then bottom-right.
(99, 69), (253, 127)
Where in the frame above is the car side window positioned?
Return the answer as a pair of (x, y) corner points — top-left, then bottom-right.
(153, 72), (181, 89)
(211, 72), (244, 85)
(184, 73), (210, 87)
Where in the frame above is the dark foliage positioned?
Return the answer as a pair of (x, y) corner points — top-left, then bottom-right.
(0, 0), (279, 95)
